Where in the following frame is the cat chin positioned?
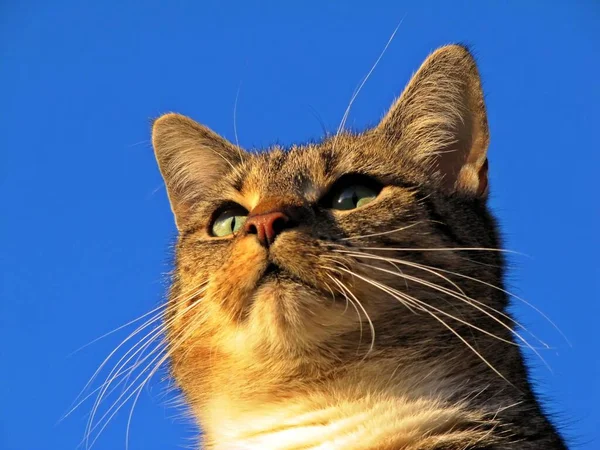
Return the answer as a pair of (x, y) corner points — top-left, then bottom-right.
(237, 279), (360, 352)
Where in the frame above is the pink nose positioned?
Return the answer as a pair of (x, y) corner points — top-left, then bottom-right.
(244, 211), (290, 247)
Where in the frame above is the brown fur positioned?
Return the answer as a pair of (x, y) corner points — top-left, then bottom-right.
(152, 45), (565, 449)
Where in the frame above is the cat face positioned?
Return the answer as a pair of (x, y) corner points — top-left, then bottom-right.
(167, 137), (437, 352)
(153, 44), (498, 407)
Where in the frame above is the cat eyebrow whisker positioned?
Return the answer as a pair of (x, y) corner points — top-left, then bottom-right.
(233, 80), (242, 155)
(332, 21), (402, 152)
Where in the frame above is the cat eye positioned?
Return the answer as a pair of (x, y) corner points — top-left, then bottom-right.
(326, 175), (382, 211)
(210, 206), (248, 237)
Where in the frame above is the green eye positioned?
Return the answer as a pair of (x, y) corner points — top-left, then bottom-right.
(211, 208), (248, 237)
(331, 184), (379, 210)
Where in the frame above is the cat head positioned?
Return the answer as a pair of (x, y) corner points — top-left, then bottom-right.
(152, 44), (501, 408)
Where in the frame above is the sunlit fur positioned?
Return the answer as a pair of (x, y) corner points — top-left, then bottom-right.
(152, 45), (565, 449)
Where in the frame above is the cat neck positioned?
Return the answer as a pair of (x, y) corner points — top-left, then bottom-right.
(198, 360), (495, 450)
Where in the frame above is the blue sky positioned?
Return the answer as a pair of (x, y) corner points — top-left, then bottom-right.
(1, 1), (598, 449)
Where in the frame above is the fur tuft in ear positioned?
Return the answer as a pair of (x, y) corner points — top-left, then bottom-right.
(152, 113), (246, 230)
(376, 44), (490, 197)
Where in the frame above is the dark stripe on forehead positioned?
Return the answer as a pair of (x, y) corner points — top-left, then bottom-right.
(320, 147), (339, 177)
(231, 170), (245, 192)
(267, 149), (287, 172)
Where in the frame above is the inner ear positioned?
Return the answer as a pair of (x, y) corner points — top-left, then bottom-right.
(375, 44), (490, 197)
(152, 113), (247, 231)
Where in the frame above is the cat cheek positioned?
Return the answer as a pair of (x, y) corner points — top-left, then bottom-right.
(207, 237), (268, 319)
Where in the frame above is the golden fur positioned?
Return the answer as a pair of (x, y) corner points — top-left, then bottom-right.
(151, 45), (565, 449)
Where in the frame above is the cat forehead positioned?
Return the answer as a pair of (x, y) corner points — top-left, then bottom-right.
(239, 136), (380, 198)
(240, 144), (336, 198)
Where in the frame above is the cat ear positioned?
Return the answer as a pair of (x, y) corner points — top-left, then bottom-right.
(152, 113), (246, 230)
(375, 45), (489, 197)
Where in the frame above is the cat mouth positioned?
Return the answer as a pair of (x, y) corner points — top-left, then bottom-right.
(258, 261), (324, 293)
(263, 263), (282, 279)
(259, 262), (302, 286)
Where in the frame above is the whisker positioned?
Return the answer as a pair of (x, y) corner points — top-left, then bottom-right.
(86, 332), (169, 446)
(332, 20), (402, 150)
(337, 267), (514, 386)
(338, 249), (566, 347)
(354, 261), (551, 371)
(85, 345), (170, 449)
(307, 104), (330, 137)
(71, 324), (182, 422)
(64, 310), (166, 422)
(84, 285), (207, 435)
(338, 221), (424, 241)
(327, 274), (375, 357)
(124, 328), (195, 450)
(335, 251), (534, 329)
(327, 274), (365, 350)
(348, 246), (527, 256)
(369, 272), (520, 347)
(69, 282), (207, 417)
(233, 80), (243, 158)
(337, 251), (503, 318)
(86, 320), (196, 449)
(80, 284), (208, 448)
(336, 249), (467, 296)
(342, 269), (423, 316)
(320, 255), (354, 274)
(67, 302), (166, 358)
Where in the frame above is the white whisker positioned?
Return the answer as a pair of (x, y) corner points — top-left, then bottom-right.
(327, 274), (376, 357)
(233, 80), (243, 158)
(332, 19), (403, 150)
(338, 249), (566, 347)
(349, 246), (526, 255)
(84, 284), (207, 441)
(353, 260), (551, 372)
(67, 303), (166, 358)
(75, 283), (208, 449)
(337, 267), (514, 386)
(338, 221), (424, 241)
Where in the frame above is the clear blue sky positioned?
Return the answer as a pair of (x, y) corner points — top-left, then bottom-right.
(1, 2), (598, 449)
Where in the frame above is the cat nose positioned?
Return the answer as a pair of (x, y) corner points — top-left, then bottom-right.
(244, 211), (293, 247)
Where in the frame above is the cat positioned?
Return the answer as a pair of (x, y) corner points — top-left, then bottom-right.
(151, 44), (567, 449)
